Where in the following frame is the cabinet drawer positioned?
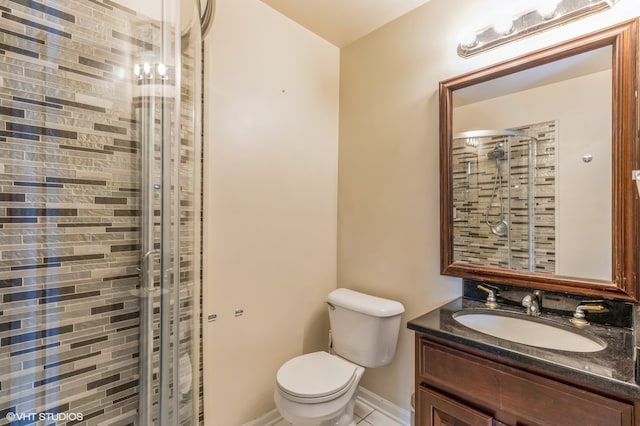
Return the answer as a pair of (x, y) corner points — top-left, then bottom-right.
(418, 337), (633, 426)
(417, 386), (493, 426)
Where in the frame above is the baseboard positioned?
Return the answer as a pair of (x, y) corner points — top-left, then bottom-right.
(356, 387), (411, 425)
(243, 387), (411, 426)
(243, 408), (283, 426)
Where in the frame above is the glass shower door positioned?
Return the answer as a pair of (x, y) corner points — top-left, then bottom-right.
(0, 0), (203, 423)
(135, 0), (203, 424)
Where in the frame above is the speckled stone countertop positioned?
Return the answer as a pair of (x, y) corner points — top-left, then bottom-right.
(408, 297), (640, 399)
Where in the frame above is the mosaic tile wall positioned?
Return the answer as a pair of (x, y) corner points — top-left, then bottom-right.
(0, 0), (203, 424)
(452, 121), (556, 273)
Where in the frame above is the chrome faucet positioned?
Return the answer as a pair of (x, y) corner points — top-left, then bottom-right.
(521, 291), (541, 316)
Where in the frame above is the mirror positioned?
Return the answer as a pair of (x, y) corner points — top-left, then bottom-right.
(440, 20), (639, 300)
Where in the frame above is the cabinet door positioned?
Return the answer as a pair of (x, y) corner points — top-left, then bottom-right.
(417, 386), (495, 426)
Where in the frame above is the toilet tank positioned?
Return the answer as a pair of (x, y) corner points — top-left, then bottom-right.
(327, 288), (405, 368)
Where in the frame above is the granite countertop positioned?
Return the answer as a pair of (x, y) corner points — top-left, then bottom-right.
(407, 297), (640, 399)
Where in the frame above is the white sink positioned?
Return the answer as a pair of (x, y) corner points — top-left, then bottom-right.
(453, 311), (606, 353)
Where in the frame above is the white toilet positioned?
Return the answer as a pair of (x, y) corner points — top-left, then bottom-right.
(274, 288), (405, 426)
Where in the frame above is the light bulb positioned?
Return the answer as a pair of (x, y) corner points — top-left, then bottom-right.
(493, 16), (514, 35)
(133, 63), (140, 77)
(157, 63), (167, 77)
(465, 138), (479, 147)
(459, 30), (478, 49)
(537, 0), (560, 19)
(143, 62), (151, 75)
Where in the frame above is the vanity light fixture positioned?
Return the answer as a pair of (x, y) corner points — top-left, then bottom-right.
(457, 0), (619, 58)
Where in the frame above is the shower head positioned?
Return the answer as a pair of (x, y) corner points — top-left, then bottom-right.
(487, 146), (505, 161)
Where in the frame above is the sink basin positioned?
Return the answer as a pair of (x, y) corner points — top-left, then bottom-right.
(453, 310), (607, 352)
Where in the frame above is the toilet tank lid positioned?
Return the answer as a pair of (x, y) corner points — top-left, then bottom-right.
(327, 288), (404, 317)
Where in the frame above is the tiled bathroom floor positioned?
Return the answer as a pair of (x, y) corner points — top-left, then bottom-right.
(272, 399), (406, 426)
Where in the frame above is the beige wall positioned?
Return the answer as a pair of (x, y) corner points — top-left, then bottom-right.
(339, 0), (640, 411)
(202, 0), (339, 423)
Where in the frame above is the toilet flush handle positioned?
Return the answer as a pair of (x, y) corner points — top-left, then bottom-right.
(326, 302), (335, 353)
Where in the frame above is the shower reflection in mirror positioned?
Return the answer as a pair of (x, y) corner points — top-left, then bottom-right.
(452, 123), (556, 273)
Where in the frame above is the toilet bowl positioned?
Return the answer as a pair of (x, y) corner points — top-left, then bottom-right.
(274, 351), (365, 426)
(274, 289), (404, 426)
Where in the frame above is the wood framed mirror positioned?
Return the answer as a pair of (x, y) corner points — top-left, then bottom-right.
(440, 19), (639, 300)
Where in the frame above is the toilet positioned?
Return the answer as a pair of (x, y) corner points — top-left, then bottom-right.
(274, 288), (405, 426)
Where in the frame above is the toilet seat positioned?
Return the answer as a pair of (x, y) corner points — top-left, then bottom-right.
(276, 351), (359, 403)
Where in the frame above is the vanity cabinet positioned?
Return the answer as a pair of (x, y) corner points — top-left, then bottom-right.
(415, 334), (636, 426)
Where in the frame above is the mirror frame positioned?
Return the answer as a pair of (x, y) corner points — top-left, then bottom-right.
(440, 19), (639, 301)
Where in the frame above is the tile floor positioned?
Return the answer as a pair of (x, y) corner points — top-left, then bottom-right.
(272, 398), (407, 426)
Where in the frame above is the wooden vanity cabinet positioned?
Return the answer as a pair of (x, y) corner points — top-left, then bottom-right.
(415, 334), (636, 426)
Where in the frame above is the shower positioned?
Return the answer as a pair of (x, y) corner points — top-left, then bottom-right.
(0, 0), (213, 424)
(486, 141), (508, 237)
(453, 129), (540, 270)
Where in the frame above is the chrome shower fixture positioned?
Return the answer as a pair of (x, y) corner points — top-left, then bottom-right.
(454, 130), (527, 238)
(487, 143), (505, 161)
(457, 0), (619, 58)
(486, 141), (508, 238)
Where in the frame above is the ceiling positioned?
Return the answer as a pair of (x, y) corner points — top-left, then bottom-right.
(259, 0), (432, 47)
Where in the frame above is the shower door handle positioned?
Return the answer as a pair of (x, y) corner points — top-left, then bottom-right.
(141, 249), (158, 265)
(137, 249), (158, 272)
(139, 249), (160, 290)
